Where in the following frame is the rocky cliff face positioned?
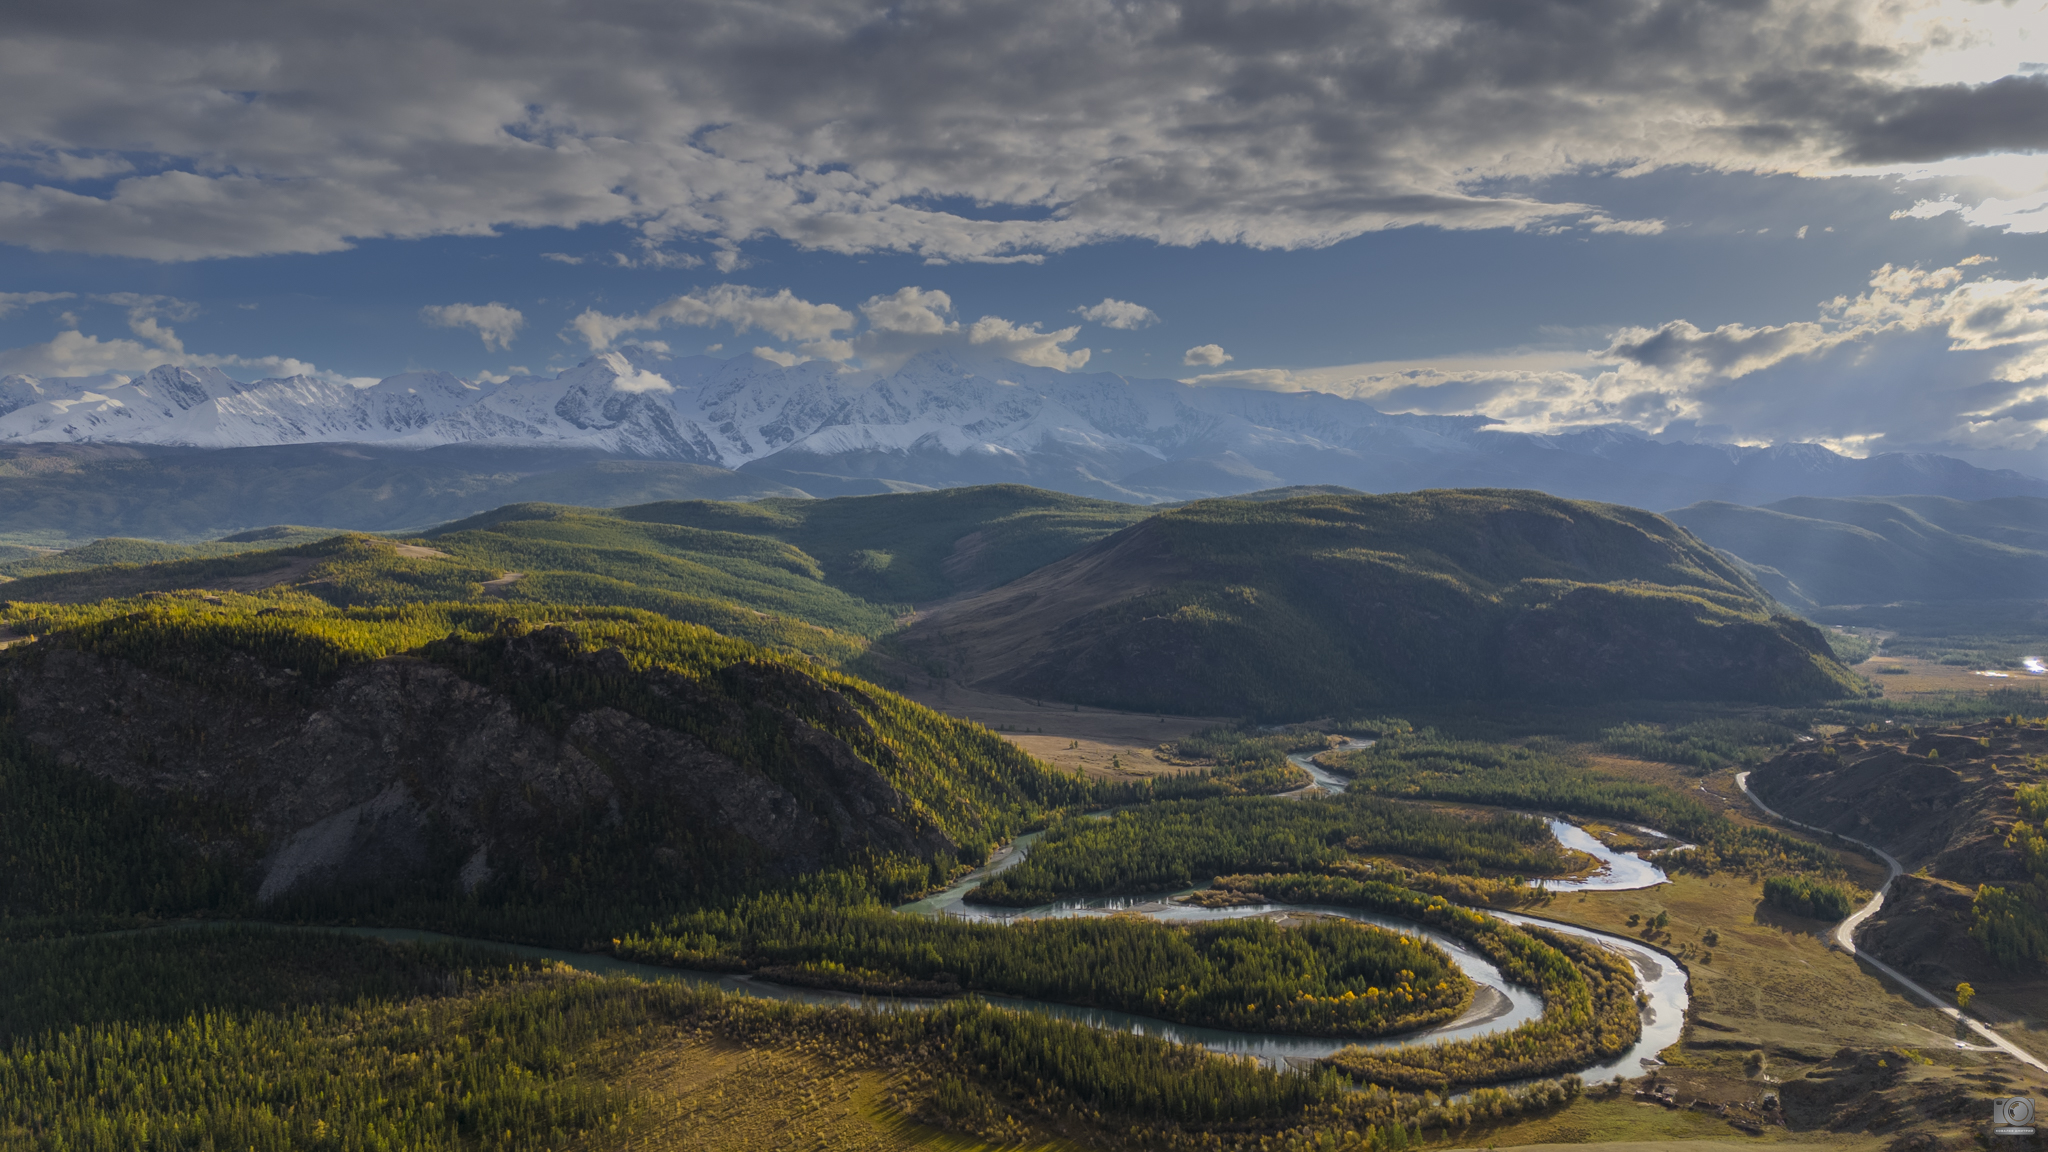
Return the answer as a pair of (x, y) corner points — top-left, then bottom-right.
(0, 627), (952, 909)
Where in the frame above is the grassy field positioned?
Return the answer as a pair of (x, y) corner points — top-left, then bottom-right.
(592, 1027), (1087, 1152)
(1853, 653), (2048, 699)
(894, 680), (1226, 779)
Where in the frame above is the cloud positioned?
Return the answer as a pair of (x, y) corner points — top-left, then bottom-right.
(578, 283), (1092, 371)
(845, 287), (1088, 370)
(862, 287), (954, 336)
(1188, 260), (2048, 470)
(963, 317), (1089, 371)
(0, 291), (353, 382)
(571, 285), (855, 351)
(1895, 187), (2048, 233)
(0, 327), (328, 381)
(1583, 215), (1668, 236)
(1075, 298), (1159, 330)
(1183, 344), (1232, 367)
(3, 0), (2046, 262)
(0, 291), (74, 318)
(421, 301), (525, 351)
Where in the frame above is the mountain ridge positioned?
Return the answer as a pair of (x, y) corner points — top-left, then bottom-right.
(3, 351), (2041, 510)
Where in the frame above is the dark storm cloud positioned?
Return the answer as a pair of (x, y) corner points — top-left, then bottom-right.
(1836, 74), (2048, 163)
(0, 0), (2034, 261)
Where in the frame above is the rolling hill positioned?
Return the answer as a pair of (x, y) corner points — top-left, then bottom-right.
(1669, 495), (2048, 610)
(0, 486), (1151, 664)
(894, 489), (1863, 717)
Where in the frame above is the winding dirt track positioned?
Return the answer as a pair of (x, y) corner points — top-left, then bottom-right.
(1735, 770), (2048, 1073)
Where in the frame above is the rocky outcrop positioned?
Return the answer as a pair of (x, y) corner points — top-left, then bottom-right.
(0, 629), (953, 908)
(1748, 726), (2033, 879)
(1748, 720), (2048, 984)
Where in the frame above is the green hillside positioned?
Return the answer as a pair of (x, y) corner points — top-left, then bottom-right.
(1669, 495), (2048, 609)
(0, 486), (1150, 665)
(0, 443), (809, 545)
(898, 488), (1862, 717)
(0, 526), (341, 580)
(601, 483), (1152, 603)
(0, 595), (1097, 937)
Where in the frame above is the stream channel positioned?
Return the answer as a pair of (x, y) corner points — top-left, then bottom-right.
(279, 744), (1690, 1083)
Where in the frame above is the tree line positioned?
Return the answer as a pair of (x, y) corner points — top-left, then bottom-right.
(1324, 733), (1842, 876)
(970, 794), (1573, 907)
(3, 924), (1594, 1151)
(621, 898), (1471, 1039)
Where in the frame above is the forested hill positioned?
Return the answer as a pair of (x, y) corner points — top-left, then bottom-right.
(0, 598), (1093, 935)
(896, 488), (1865, 717)
(0, 485), (1151, 664)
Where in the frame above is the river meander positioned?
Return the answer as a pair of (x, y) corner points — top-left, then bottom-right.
(187, 747), (1692, 1084)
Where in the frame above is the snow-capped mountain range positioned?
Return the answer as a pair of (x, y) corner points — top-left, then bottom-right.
(2, 349), (2041, 508)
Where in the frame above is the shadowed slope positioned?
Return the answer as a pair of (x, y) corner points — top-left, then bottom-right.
(897, 489), (1861, 717)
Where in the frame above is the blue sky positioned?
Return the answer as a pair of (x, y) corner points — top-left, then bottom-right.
(4, 0), (2048, 474)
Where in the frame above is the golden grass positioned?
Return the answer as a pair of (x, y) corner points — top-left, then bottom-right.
(1447, 1097), (1876, 1149)
(1854, 655), (2034, 698)
(586, 1025), (1087, 1152)
(898, 681), (1224, 778)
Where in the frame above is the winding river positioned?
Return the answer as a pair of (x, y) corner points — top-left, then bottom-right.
(159, 746), (1692, 1084)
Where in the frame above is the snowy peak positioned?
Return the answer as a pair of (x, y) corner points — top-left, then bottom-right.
(0, 355), (2039, 508)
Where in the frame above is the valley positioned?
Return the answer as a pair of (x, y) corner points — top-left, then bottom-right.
(3, 482), (2047, 1152)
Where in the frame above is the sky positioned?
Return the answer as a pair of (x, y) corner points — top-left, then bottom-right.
(4, 0), (2048, 475)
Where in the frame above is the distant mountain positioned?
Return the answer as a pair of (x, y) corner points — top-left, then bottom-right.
(1668, 496), (2048, 610)
(0, 443), (805, 545)
(893, 489), (1862, 717)
(2, 352), (2041, 518)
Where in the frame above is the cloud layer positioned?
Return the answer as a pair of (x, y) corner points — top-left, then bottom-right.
(3, 0), (2045, 263)
(572, 284), (1092, 372)
(1212, 258), (2048, 470)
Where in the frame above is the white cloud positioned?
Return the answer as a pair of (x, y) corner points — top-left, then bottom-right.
(0, 327), (327, 381)
(1183, 344), (1232, 367)
(1177, 260), (2048, 471)
(1583, 215), (1668, 236)
(862, 287), (954, 336)
(421, 301), (525, 351)
(0, 291), (74, 318)
(1897, 186), (2048, 233)
(2, 0), (2045, 262)
(1075, 298), (1159, 330)
(845, 287), (1089, 370)
(0, 291), (351, 381)
(965, 317), (1089, 371)
(752, 346), (800, 367)
(572, 285), (855, 351)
